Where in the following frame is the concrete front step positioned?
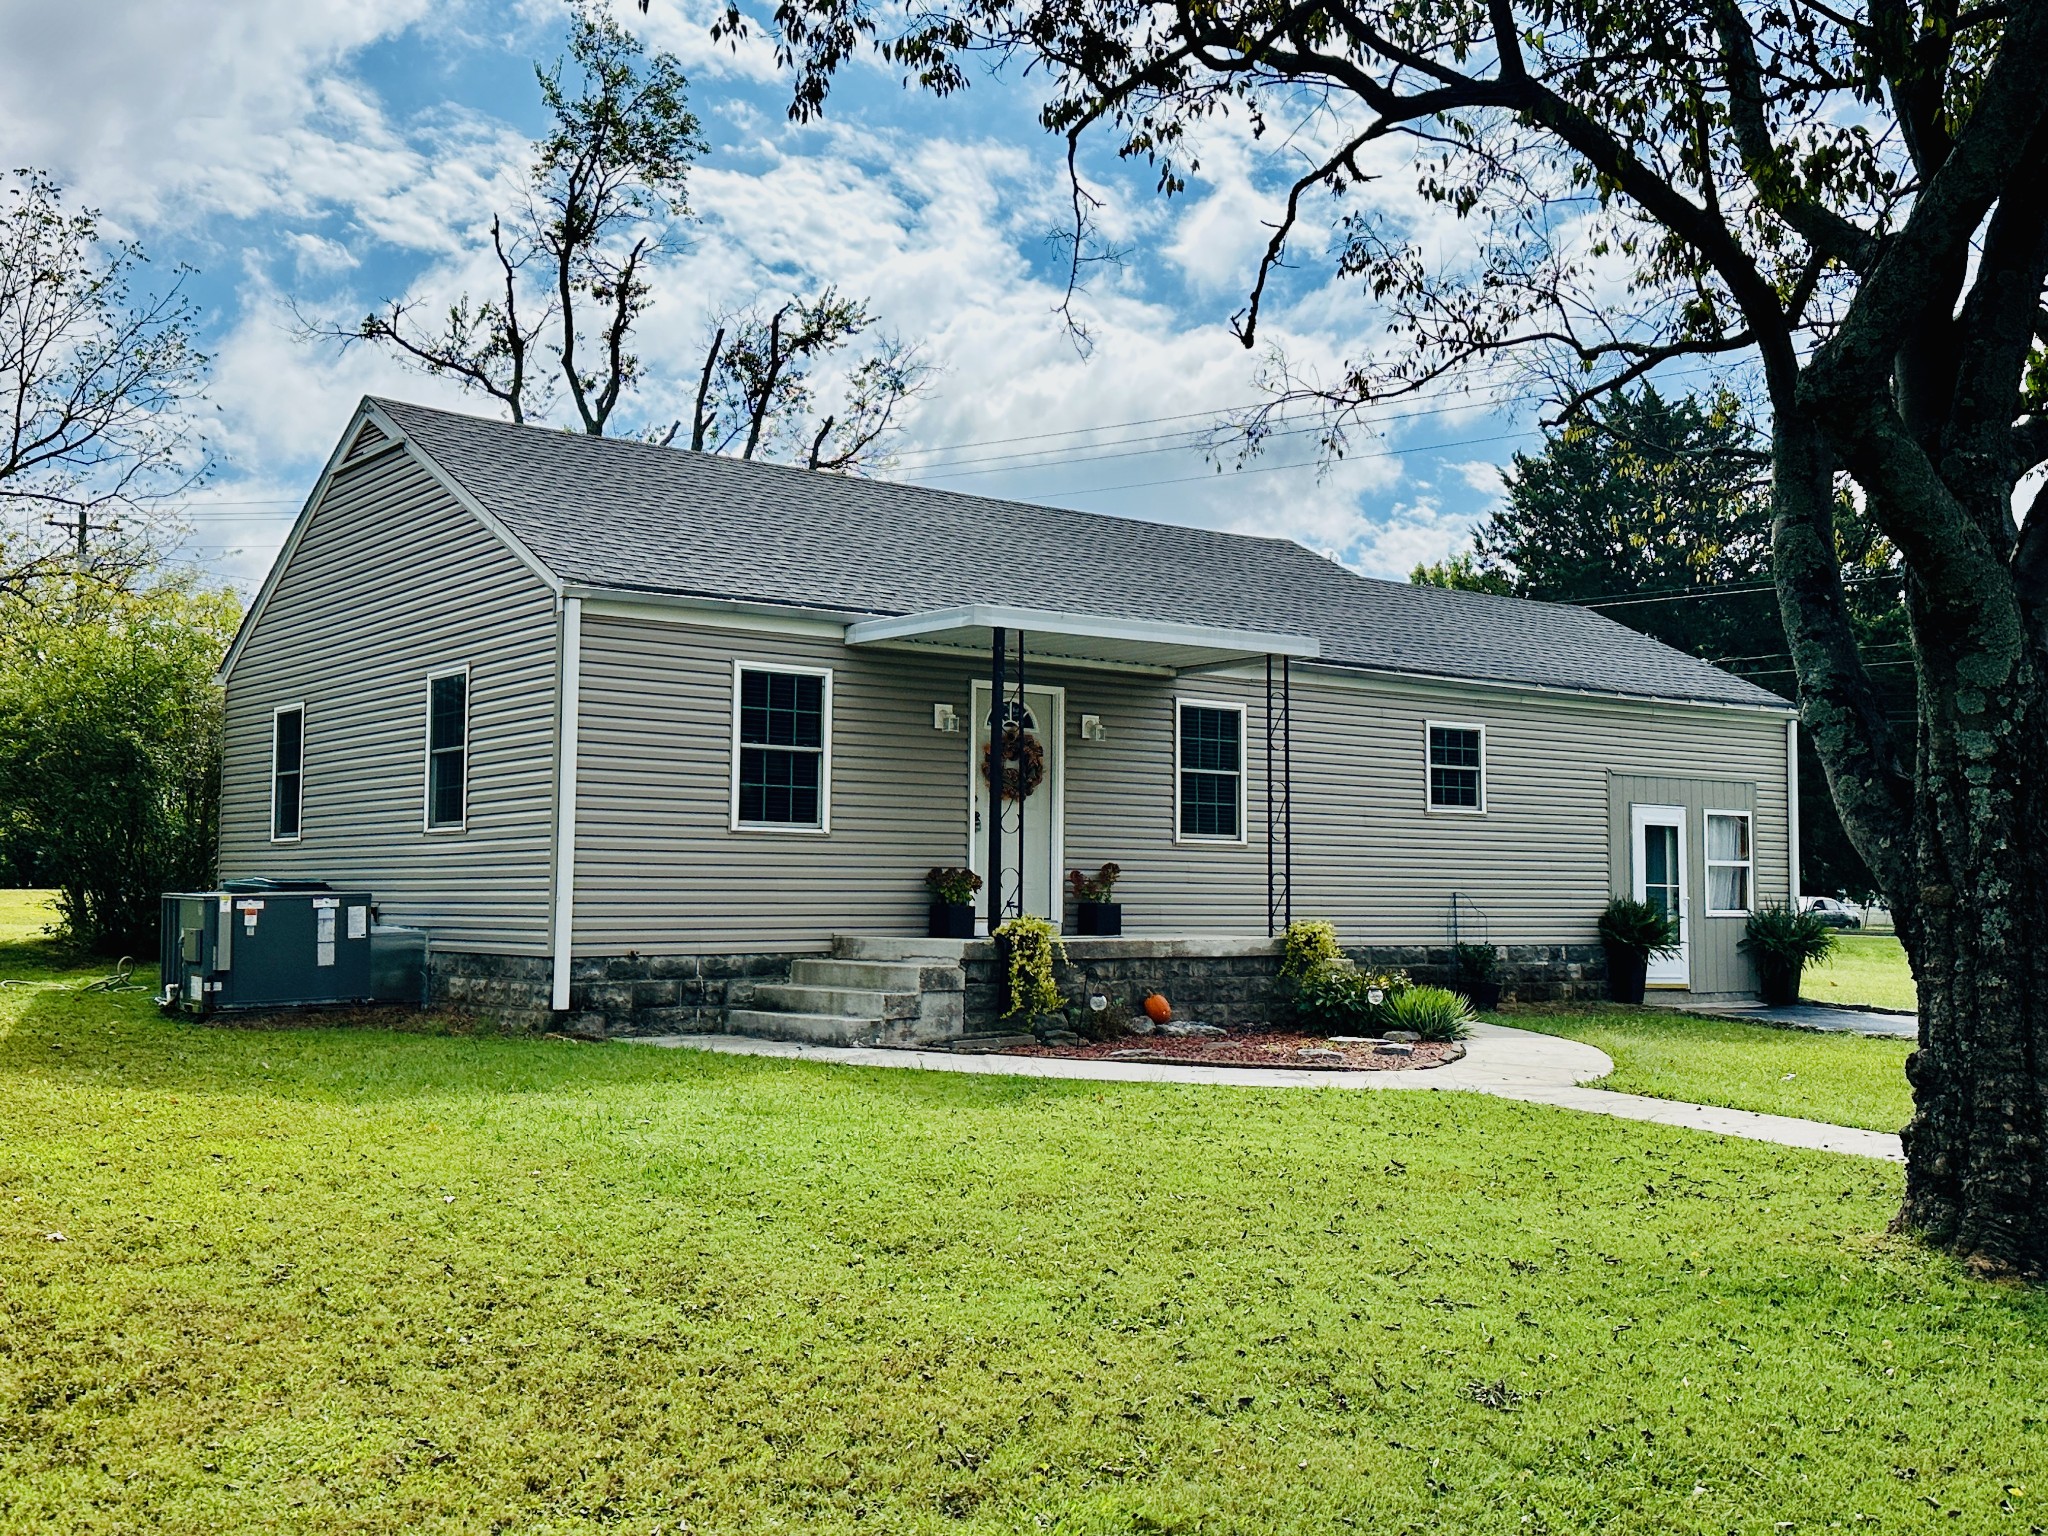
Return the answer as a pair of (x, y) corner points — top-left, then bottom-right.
(725, 1008), (883, 1045)
(750, 981), (912, 1020)
(831, 934), (972, 963)
(790, 956), (950, 993)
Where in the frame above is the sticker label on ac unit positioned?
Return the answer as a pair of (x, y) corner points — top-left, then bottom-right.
(346, 906), (368, 940)
(315, 904), (337, 966)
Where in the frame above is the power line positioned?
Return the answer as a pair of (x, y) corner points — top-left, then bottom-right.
(1578, 571), (1903, 610)
(896, 383), (1538, 473)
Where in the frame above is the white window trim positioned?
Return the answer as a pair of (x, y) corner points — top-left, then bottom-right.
(1703, 808), (1755, 916)
(729, 659), (833, 835)
(1174, 696), (1248, 845)
(269, 701), (305, 844)
(1424, 720), (1488, 814)
(422, 663), (471, 835)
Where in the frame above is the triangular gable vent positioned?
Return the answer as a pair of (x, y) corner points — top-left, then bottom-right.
(344, 421), (393, 462)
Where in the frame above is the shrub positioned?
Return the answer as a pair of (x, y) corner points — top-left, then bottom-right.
(1382, 985), (1475, 1042)
(1452, 941), (1500, 982)
(1741, 902), (1837, 971)
(1597, 896), (1681, 958)
(925, 866), (982, 905)
(0, 580), (240, 952)
(996, 915), (1065, 1018)
(1288, 963), (1412, 1035)
(1287, 964), (1369, 1032)
(1279, 919), (1343, 982)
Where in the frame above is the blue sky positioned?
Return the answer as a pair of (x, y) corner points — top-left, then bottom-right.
(2, 0), (1551, 594)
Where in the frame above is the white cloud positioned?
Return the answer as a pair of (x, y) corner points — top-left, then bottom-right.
(0, 0), (446, 226)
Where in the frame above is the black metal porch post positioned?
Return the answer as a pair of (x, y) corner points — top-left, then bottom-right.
(987, 626), (1006, 933)
(1014, 628), (1026, 922)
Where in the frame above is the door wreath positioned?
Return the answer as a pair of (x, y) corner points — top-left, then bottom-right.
(982, 723), (1046, 802)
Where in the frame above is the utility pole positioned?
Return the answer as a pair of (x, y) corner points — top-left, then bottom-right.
(46, 506), (118, 560)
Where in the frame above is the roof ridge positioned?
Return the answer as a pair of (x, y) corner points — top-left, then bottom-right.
(365, 394), (1791, 711)
(370, 394), (1308, 554)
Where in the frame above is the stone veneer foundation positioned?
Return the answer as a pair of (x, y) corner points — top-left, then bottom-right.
(430, 938), (1607, 1038)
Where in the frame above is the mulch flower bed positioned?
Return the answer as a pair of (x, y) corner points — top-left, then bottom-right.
(1003, 1029), (1463, 1071)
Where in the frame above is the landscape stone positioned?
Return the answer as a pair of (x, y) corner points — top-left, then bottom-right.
(1384, 1029), (1422, 1044)
(1157, 1021), (1226, 1038)
(1376, 1041), (1415, 1057)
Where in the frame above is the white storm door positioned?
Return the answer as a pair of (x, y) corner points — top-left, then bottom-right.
(968, 683), (1065, 930)
(1631, 803), (1691, 987)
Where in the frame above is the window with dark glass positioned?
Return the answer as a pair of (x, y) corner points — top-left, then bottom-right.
(271, 706), (303, 840)
(427, 671), (468, 829)
(1428, 725), (1484, 809)
(1178, 704), (1242, 839)
(738, 668), (825, 827)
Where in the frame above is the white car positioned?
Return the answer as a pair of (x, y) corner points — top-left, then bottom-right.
(1798, 896), (1864, 930)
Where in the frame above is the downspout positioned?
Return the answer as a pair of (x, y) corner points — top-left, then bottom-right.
(1786, 715), (1801, 904)
(550, 596), (583, 1012)
(1265, 656), (1275, 937)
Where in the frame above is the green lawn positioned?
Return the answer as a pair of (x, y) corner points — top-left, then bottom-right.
(1808, 932), (1919, 1013)
(1500, 1004), (1915, 1134)
(3, 897), (2044, 1533)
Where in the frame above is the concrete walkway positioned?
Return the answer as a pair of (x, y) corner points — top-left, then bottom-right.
(1675, 1001), (1918, 1039)
(622, 1020), (1903, 1162)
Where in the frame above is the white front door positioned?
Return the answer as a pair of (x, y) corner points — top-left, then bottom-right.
(968, 682), (1064, 931)
(1631, 803), (1691, 987)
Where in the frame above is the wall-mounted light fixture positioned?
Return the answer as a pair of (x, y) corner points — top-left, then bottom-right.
(933, 703), (960, 733)
(1079, 714), (1107, 742)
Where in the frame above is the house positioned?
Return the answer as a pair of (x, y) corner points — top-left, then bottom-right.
(216, 397), (1799, 1039)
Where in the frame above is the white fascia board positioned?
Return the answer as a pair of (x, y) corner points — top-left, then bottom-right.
(216, 397), (563, 686)
(216, 401), (388, 685)
(565, 584), (864, 637)
(1296, 657), (1800, 718)
(362, 399), (561, 598)
(843, 603), (1321, 659)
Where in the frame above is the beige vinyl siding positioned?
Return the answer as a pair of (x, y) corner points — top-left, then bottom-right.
(568, 611), (1790, 968)
(1284, 670), (1789, 948)
(218, 445), (559, 953)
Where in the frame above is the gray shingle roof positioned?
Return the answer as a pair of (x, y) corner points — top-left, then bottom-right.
(372, 396), (1789, 711)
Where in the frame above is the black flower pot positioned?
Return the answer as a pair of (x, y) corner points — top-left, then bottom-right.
(1075, 901), (1123, 936)
(1604, 944), (1648, 1005)
(1460, 978), (1503, 1011)
(927, 902), (976, 939)
(1757, 959), (1800, 1007)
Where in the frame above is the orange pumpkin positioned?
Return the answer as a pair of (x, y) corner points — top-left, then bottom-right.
(1142, 993), (1173, 1024)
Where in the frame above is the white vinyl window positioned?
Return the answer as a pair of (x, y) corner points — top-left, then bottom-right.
(270, 704), (304, 842)
(1175, 699), (1245, 842)
(731, 662), (832, 832)
(1705, 810), (1754, 914)
(1426, 722), (1486, 812)
(425, 667), (469, 832)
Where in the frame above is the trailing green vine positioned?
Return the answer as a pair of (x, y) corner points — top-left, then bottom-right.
(996, 915), (1065, 1018)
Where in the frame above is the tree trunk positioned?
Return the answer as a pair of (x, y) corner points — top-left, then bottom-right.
(1893, 658), (2048, 1279)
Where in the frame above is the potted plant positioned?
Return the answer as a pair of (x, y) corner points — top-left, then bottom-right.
(1740, 902), (1837, 1006)
(1598, 896), (1680, 1005)
(1451, 941), (1504, 1011)
(924, 867), (982, 939)
(1068, 862), (1123, 935)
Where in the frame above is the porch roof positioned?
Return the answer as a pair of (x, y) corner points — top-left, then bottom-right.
(842, 603), (1319, 673)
